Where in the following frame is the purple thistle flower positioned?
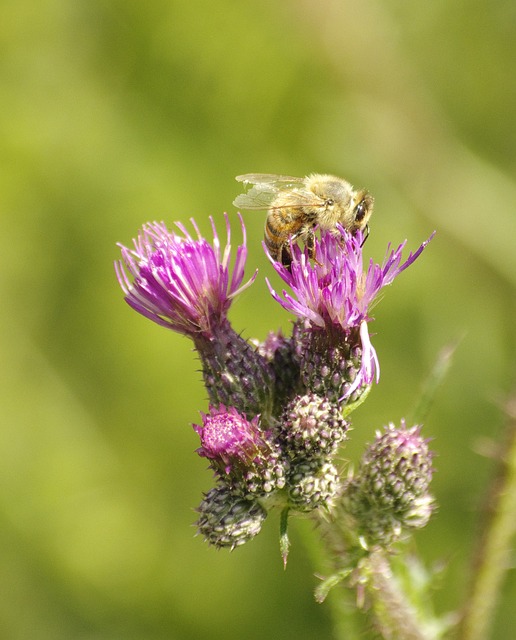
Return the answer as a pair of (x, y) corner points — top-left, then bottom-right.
(268, 229), (433, 329)
(115, 214), (256, 338)
(267, 228), (434, 399)
(194, 405), (287, 498)
(116, 214), (274, 417)
(194, 405), (268, 473)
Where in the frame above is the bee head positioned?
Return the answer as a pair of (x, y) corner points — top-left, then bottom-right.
(305, 174), (374, 233)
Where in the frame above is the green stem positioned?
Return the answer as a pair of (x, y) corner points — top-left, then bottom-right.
(458, 397), (516, 640)
(365, 549), (430, 640)
(279, 508), (290, 568)
(313, 510), (430, 640)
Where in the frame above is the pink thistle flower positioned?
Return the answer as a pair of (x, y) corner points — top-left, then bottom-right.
(115, 214), (256, 338)
(194, 405), (287, 497)
(267, 228), (434, 398)
(194, 405), (267, 474)
(116, 215), (273, 417)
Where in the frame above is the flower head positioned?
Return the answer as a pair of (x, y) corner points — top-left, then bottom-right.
(267, 228), (434, 398)
(196, 486), (267, 549)
(253, 329), (302, 415)
(268, 228), (433, 331)
(287, 460), (341, 513)
(280, 393), (349, 461)
(194, 405), (268, 473)
(115, 214), (256, 337)
(359, 421), (434, 511)
(194, 405), (287, 497)
(342, 420), (435, 546)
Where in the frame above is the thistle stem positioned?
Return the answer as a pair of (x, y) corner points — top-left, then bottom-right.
(364, 549), (429, 640)
(314, 511), (430, 640)
(279, 508), (290, 568)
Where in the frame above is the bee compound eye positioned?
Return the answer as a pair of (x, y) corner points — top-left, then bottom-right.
(354, 201), (367, 221)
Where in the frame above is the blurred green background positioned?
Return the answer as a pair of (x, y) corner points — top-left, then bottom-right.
(1, 1), (516, 638)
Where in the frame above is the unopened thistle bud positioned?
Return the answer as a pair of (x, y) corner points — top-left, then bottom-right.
(343, 421), (434, 546)
(196, 486), (267, 549)
(194, 405), (287, 499)
(287, 460), (341, 513)
(253, 329), (302, 416)
(279, 393), (349, 462)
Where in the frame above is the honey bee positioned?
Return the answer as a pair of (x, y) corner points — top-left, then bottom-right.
(233, 173), (374, 267)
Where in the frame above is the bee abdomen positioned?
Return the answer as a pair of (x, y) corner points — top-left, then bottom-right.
(265, 216), (283, 238)
(264, 210), (306, 263)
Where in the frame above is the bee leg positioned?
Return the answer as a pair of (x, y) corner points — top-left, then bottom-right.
(306, 229), (315, 259)
(306, 229), (323, 266)
(281, 230), (304, 269)
(280, 244), (293, 269)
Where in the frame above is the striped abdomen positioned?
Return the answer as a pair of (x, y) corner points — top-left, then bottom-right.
(264, 206), (312, 265)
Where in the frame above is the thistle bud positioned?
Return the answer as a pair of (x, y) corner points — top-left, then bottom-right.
(343, 421), (434, 546)
(196, 486), (267, 549)
(279, 393), (349, 462)
(253, 329), (302, 416)
(287, 460), (341, 513)
(194, 405), (287, 498)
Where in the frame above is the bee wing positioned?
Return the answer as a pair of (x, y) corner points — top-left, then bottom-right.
(233, 184), (279, 210)
(233, 174), (307, 210)
(235, 173), (305, 185)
